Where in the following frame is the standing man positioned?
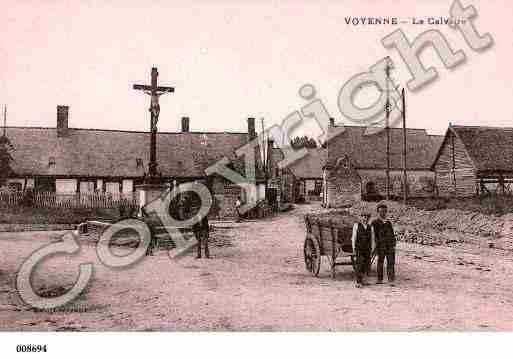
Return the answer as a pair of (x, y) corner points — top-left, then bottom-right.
(141, 207), (158, 256)
(372, 203), (396, 284)
(193, 211), (210, 259)
(351, 212), (373, 288)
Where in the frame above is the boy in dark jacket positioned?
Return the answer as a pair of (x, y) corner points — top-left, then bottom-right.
(351, 212), (373, 287)
(372, 203), (396, 284)
(193, 213), (210, 259)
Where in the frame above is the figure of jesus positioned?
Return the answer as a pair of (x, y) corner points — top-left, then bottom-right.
(150, 94), (160, 130)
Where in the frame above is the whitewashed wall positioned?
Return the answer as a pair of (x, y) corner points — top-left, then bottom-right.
(79, 181), (95, 193)
(122, 179), (133, 193)
(105, 182), (120, 194)
(257, 183), (266, 201)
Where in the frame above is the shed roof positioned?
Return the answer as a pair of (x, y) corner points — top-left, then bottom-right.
(433, 125), (513, 173)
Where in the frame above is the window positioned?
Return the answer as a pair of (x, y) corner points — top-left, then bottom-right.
(365, 181), (376, 195)
(200, 134), (209, 146)
(35, 177), (56, 192)
(136, 158), (143, 168)
(48, 157), (56, 167)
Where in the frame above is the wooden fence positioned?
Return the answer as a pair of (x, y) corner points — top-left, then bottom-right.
(0, 191), (138, 209)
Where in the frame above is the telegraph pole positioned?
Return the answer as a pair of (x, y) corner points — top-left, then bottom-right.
(260, 117), (269, 200)
(402, 88), (407, 205)
(385, 59), (391, 200)
(2, 105), (6, 137)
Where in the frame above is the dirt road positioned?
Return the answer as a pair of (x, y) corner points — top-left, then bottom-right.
(1, 204), (513, 331)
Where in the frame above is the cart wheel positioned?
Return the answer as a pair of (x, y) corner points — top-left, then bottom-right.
(350, 255), (357, 272)
(304, 234), (321, 277)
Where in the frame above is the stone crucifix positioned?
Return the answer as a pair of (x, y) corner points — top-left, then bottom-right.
(133, 67), (174, 181)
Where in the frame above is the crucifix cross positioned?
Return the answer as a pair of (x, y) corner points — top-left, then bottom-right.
(133, 67), (175, 180)
(133, 67), (174, 130)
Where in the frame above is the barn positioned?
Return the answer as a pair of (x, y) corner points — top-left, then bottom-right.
(432, 125), (513, 197)
(267, 147), (326, 205)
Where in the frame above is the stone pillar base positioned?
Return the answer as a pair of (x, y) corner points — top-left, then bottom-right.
(135, 183), (170, 216)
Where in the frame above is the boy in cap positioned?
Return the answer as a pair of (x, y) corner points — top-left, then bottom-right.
(372, 203), (396, 284)
(351, 212), (373, 287)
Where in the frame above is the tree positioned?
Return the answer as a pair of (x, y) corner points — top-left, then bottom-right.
(290, 136), (318, 149)
(0, 134), (14, 187)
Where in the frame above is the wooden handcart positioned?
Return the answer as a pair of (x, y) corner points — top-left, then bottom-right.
(304, 213), (358, 278)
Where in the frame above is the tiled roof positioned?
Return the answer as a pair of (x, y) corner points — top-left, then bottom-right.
(5, 127), (258, 178)
(326, 125), (442, 170)
(429, 134), (445, 152)
(269, 147), (326, 179)
(287, 148), (326, 179)
(442, 125), (513, 172)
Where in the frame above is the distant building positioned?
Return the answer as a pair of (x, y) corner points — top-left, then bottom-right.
(288, 148), (326, 202)
(324, 125), (443, 207)
(267, 147), (326, 205)
(4, 106), (265, 218)
(432, 125), (513, 197)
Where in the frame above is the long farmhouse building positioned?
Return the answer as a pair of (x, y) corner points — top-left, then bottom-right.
(4, 106), (265, 218)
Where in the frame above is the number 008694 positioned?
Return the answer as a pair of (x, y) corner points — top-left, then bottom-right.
(16, 344), (47, 353)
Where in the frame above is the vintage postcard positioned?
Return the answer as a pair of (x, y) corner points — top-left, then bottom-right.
(0, 0), (511, 357)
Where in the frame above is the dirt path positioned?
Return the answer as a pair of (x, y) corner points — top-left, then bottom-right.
(1, 204), (513, 331)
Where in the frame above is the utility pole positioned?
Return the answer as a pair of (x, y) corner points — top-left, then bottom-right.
(260, 117), (268, 200)
(385, 59), (391, 200)
(402, 88), (407, 205)
(3, 105), (6, 137)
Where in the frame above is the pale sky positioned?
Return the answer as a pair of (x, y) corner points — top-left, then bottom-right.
(1, 0), (511, 137)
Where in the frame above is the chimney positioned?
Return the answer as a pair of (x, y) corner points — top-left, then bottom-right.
(329, 117), (335, 127)
(247, 117), (256, 140)
(57, 105), (69, 137)
(181, 116), (190, 132)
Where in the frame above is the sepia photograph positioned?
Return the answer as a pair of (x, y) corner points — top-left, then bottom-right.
(0, 0), (512, 357)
